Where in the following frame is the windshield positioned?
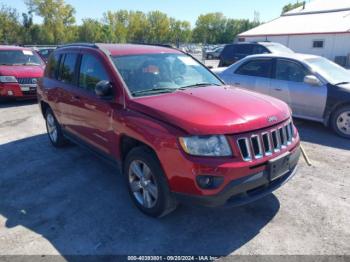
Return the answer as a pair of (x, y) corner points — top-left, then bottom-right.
(0, 50), (43, 66)
(265, 44), (294, 54)
(111, 53), (222, 96)
(305, 57), (350, 84)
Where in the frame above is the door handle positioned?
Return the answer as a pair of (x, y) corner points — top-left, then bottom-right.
(84, 103), (96, 110)
(274, 88), (282, 91)
(234, 82), (241, 86)
(72, 95), (81, 101)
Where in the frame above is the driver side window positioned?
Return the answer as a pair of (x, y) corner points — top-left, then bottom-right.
(79, 54), (110, 92)
(275, 59), (309, 82)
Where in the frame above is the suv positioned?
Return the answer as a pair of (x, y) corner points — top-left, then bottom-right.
(0, 45), (45, 99)
(218, 42), (293, 67)
(37, 43), (301, 217)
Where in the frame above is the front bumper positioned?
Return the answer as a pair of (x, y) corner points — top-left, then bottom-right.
(174, 146), (301, 208)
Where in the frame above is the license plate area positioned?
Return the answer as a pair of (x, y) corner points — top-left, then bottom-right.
(20, 85), (36, 92)
(268, 152), (291, 181)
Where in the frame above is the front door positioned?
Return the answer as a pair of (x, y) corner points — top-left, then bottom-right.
(269, 59), (327, 120)
(69, 53), (115, 155)
(231, 58), (273, 96)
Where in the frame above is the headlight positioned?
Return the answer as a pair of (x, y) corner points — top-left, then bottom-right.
(0, 76), (17, 83)
(179, 135), (232, 157)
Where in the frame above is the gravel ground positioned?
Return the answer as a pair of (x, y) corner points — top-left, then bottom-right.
(0, 100), (349, 257)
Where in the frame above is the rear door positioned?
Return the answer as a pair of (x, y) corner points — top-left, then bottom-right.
(54, 52), (80, 129)
(229, 58), (273, 96)
(269, 58), (327, 120)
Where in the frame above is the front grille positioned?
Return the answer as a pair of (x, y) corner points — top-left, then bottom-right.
(236, 121), (295, 161)
(17, 77), (39, 85)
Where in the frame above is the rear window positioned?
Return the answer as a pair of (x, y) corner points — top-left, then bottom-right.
(0, 49), (43, 66)
(58, 53), (78, 84)
(46, 53), (60, 79)
(235, 59), (272, 78)
(264, 44), (294, 54)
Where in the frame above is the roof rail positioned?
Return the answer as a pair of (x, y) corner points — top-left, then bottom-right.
(130, 42), (175, 49)
(57, 43), (98, 49)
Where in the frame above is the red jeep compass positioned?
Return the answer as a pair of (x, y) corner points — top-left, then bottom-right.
(37, 43), (301, 217)
(0, 45), (45, 99)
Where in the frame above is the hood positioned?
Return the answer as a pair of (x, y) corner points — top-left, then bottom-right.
(336, 83), (350, 90)
(211, 67), (227, 74)
(128, 85), (291, 135)
(0, 65), (44, 78)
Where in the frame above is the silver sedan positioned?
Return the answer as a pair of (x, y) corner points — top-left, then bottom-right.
(214, 53), (350, 138)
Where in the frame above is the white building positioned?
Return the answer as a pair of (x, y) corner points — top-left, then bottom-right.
(238, 0), (350, 66)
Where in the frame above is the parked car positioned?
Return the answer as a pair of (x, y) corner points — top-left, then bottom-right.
(37, 47), (56, 63)
(214, 53), (350, 138)
(218, 42), (293, 67)
(37, 43), (300, 217)
(0, 45), (45, 99)
(205, 46), (224, 59)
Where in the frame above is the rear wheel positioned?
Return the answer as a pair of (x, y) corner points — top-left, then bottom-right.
(45, 108), (67, 147)
(331, 105), (350, 138)
(124, 146), (177, 217)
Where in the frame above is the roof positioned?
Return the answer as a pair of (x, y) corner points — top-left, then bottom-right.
(64, 43), (179, 56)
(239, 0), (350, 37)
(244, 53), (320, 61)
(0, 45), (33, 51)
(99, 44), (181, 56)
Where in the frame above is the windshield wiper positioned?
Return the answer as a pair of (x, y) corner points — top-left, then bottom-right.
(334, 82), (350, 86)
(131, 87), (177, 96)
(179, 82), (221, 90)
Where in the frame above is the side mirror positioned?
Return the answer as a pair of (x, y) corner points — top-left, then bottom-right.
(95, 80), (112, 97)
(304, 75), (321, 86)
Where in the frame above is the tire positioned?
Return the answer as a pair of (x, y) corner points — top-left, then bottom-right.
(123, 146), (177, 217)
(45, 108), (67, 147)
(331, 105), (350, 139)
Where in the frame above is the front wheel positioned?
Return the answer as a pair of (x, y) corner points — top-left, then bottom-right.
(124, 146), (177, 217)
(331, 105), (350, 138)
(45, 108), (67, 147)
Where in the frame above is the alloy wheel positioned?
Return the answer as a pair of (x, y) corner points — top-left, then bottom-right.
(128, 160), (159, 208)
(336, 111), (350, 135)
(46, 113), (58, 143)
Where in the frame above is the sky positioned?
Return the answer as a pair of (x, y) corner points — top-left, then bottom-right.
(4, 0), (299, 26)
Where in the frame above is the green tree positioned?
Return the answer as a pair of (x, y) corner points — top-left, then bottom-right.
(26, 0), (76, 44)
(128, 11), (149, 43)
(168, 18), (191, 45)
(0, 5), (22, 44)
(146, 11), (170, 43)
(282, 1), (304, 14)
(103, 10), (129, 43)
(79, 19), (106, 42)
(192, 12), (227, 44)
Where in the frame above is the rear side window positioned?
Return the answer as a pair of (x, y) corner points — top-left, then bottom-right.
(275, 59), (308, 82)
(46, 53), (60, 79)
(79, 54), (110, 92)
(59, 53), (78, 84)
(252, 45), (269, 54)
(235, 44), (253, 54)
(236, 59), (272, 78)
(221, 45), (234, 57)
